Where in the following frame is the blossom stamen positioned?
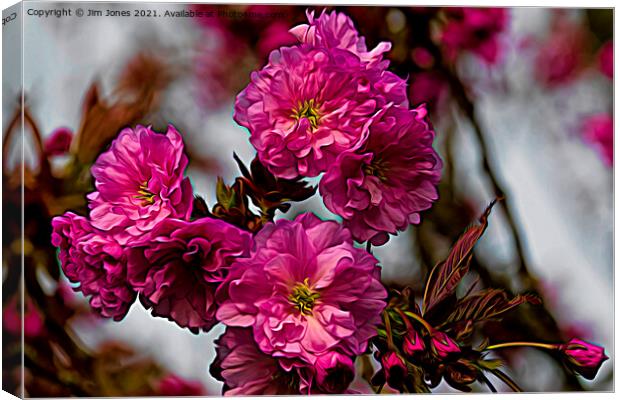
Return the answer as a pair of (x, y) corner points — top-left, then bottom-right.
(363, 158), (389, 182)
(291, 99), (321, 129)
(135, 181), (156, 205)
(289, 278), (320, 315)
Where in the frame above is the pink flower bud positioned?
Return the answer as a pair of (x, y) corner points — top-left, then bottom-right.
(403, 329), (425, 356)
(314, 351), (355, 394)
(430, 331), (461, 358)
(559, 338), (608, 380)
(381, 351), (407, 389)
(44, 127), (73, 156)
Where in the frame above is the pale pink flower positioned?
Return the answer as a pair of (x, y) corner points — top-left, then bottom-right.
(320, 105), (442, 245)
(88, 125), (193, 236)
(127, 217), (252, 332)
(290, 9), (391, 68)
(216, 213), (387, 364)
(212, 327), (302, 395)
(51, 212), (136, 320)
(234, 45), (407, 179)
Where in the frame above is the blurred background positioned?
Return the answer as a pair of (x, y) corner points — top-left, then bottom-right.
(2, 3), (613, 395)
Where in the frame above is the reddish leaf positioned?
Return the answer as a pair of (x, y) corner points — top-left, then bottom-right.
(443, 288), (541, 327)
(422, 199), (498, 315)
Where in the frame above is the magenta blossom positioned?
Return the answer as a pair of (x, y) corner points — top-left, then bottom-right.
(3, 297), (45, 338)
(599, 41), (613, 79)
(51, 212), (136, 320)
(559, 338), (608, 380)
(300, 351), (355, 394)
(320, 105), (442, 245)
(257, 21), (297, 59)
(439, 7), (508, 64)
(430, 331), (461, 359)
(403, 329), (425, 356)
(582, 113), (613, 167)
(127, 217), (252, 332)
(44, 127), (73, 156)
(88, 125), (193, 236)
(212, 327), (302, 395)
(216, 213), (387, 364)
(290, 9), (391, 68)
(381, 351), (408, 389)
(234, 45), (407, 179)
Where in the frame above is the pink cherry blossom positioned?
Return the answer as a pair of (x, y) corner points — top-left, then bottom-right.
(216, 213), (387, 364)
(234, 45), (407, 179)
(127, 217), (252, 332)
(320, 104), (442, 245)
(290, 9), (391, 68)
(212, 327), (302, 395)
(88, 125), (193, 236)
(51, 212), (136, 320)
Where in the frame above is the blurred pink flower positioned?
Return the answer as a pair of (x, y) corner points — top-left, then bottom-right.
(320, 105), (442, 245)
(439, 7), (508, 64)
(212, 327), (302, 395)
(156, 374), (205, 396)
(127, 217), (252, 332)
(559, 338), (608, 380)
(582, 113), (613, 167)
(51, 212), (136, 320)
(430, 331), (461, 358)
(535, 17), (587, 86)
(290, 9), (391, 68)
(599, 40), (613, 79)
(88, 125), (193, 236)
(44, 127), (73, 156)
(216, 213), (386, 364)
(234, 45), (407, 179)
(3, 297), (45, 338)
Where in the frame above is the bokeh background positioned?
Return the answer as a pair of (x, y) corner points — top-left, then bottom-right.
(2, 2), (613, 395)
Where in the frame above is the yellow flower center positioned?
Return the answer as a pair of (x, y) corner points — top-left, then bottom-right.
(289, 278), (320, 315)
(363, 158), (389, 182)
(135, 182), (156, 205)
(291, 99), (321, 129)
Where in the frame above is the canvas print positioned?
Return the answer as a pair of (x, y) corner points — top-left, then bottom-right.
(1, 2), (613, 397)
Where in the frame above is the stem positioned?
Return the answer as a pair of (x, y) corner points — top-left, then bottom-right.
(479, 373), (497, 393)
(382, 311), (396, 350)
(487, 369), (523, 392)
(485, 341), (558, 351)
(444, 68), (534, 288)
(403, 310), (434, 333)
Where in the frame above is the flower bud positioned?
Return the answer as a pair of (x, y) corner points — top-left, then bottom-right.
(403, 328), (425, 356)
(44, 127), (73, 156)
(381, 351), (408, 389)
(430, 331), (461, 359)
(559, 338), (608, 380)
(314, 351), (355, 394)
